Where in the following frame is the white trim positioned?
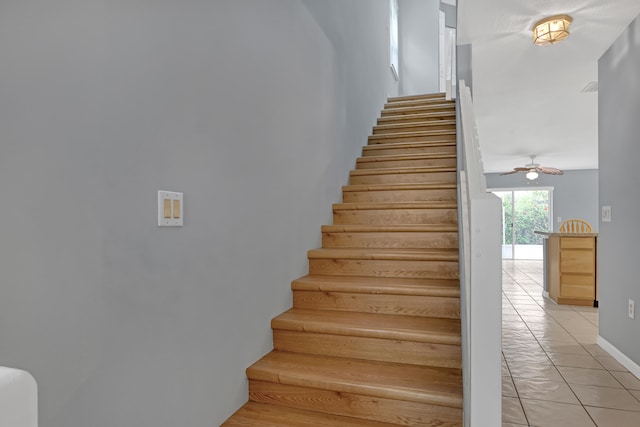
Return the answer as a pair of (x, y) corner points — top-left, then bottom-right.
(596, 335), (640, 380)
(542, 291), (550, 299)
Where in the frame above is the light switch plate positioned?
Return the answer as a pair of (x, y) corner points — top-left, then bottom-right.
(602, 205), (612, 222)
(158, 191), (183, 227)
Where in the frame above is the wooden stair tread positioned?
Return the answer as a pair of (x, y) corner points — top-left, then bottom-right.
(387, 93), (446, 102)
(273, 308), (461, 345)
(308, 247), (459, 261)
(223, 402), (399, 427)
(343, 183), (456, 192)
(322, 224), (457, 233)
(247, 351), (463, 408)
(384, 100), (455, 110)
(292, 275), (460, 297)
(333, 201), (457, 210)
(374, 120), (456, 131)
(381, 104), (455, 116)
(350, 165), (455, 177)
(378, 111), (455, 123)
(363, 140), (455, 152)
(357, 152), (456, 163)
(369, 130), (456, 140)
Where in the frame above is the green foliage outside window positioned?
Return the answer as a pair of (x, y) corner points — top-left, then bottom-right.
(501, 190), (549, 245)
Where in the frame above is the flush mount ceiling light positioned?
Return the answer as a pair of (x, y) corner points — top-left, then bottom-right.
(533, 14), (573, 46)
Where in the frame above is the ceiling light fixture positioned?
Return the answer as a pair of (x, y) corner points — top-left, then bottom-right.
(526, 170), (539, 180)
(533, 14), (573, 46)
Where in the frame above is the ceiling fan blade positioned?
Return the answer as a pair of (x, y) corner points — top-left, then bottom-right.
(499, 170), (520, 175)
(536, 167), (563, 175)
(513, 167), (530, 171)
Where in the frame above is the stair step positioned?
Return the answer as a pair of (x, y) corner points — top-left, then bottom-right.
(273, 308), (461, 344)
(384, 99), (455, 110)
(372, 120), (456, 135)
(321, 224), (458, 249)
(377, 111), (456, 126)
(368, 130), (456, 145)
(222, 402), (400, 427)
(292, 275), (460, 298)
(272, 309), (461, 368)
(380, 103), (455, 117)
(247, 351), (463, 408)
(362, 141), (456, 157)
(308, 248), (459, 280)
(387, 93), (446, 103)
(342, 183), (457, 203)
(292, 275), (460, 319)
(350, 166), (457, 185)
(333, 201), (458, 225)
(357, 153), (456, 170)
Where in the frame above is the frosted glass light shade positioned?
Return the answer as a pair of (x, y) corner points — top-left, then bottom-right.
(533, 15), (573, 46)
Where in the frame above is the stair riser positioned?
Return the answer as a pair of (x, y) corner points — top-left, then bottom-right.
(388, 94), (447, 102)
(378, 114), (455, 126)
(368, 133), (455, 145)
(333, 208), (458, 225)
(293, 291), (460, 319)
(373, 123), (456, 135)
(363, 144), (456, 157)
(381, 106), (455, 117)
(273, 330), (461, 369)
(385, 100), (454, 110)
(350, 171), (457, 185)
(309, 259), (459, 280)
(322, 231), (458, 249)
(343, 189), (457, 203)
(357, 157), (456, 170)
(249, 380), (463, 427)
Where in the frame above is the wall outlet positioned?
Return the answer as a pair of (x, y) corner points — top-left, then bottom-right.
(629, 299), (635, 319)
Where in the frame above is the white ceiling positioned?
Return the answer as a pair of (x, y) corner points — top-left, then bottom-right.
(457, 0), (640, 173)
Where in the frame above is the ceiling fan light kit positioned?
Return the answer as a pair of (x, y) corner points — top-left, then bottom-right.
(533, 14), (573, 46)
(500, 155), (564, 180)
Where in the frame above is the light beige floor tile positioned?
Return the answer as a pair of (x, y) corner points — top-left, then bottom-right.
(585, 406), (640, 426)
(611, 371), (640, 390)
(630, 389), (640, 401)
(503, 376), (518, 397)
(521, 399), (595, 426)
(513, 377), (579, 404)
(557, 366), (623, 388)
(538, 341), (587, 355)
(582, 343), (610, 357)
(502, 396), (528, 425)
(570, 384), (640, 411)
(546, 352), (604, 369)
(595, 355), (628, 372)
(502, 423), (528, 427)
(503, 351), (551, 365)
(508, 361), (564, 382)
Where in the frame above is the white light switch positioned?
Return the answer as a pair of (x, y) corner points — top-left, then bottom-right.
(602, 205), (612, 223)
(158, 191), (183, 227)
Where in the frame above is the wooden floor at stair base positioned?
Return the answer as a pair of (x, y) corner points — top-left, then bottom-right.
(249, 381), (462, 427)
(222, 402), (401, 427)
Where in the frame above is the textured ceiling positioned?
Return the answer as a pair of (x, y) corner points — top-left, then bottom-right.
(457, 0), (640, 173)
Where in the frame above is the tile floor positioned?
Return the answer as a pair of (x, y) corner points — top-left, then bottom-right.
(502, 260), (640, 426)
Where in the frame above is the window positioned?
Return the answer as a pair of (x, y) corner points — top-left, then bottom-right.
(390, 0), (399, 80)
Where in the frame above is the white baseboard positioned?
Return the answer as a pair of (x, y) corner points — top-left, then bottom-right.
(596, 335), (640, 379)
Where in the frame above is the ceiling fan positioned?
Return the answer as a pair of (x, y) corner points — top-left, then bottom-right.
(500, 155), (563, 180)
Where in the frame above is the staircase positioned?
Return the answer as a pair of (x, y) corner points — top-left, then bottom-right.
(222, 93), (462, 426)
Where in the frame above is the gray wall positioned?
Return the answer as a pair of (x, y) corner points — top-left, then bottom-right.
(598, 14), (640, 365)
(486, 170), (599, 232)
(0, 1), (397, 426)
(399, 0), (440, 95)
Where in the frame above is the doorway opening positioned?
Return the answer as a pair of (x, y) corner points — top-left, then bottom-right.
(491, 189), (553, 260)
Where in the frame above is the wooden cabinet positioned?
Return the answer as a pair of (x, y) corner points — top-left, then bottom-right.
(542, 233), (597, 306)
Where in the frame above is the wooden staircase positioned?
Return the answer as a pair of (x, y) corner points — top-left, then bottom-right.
(222, 93), (462, 426)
